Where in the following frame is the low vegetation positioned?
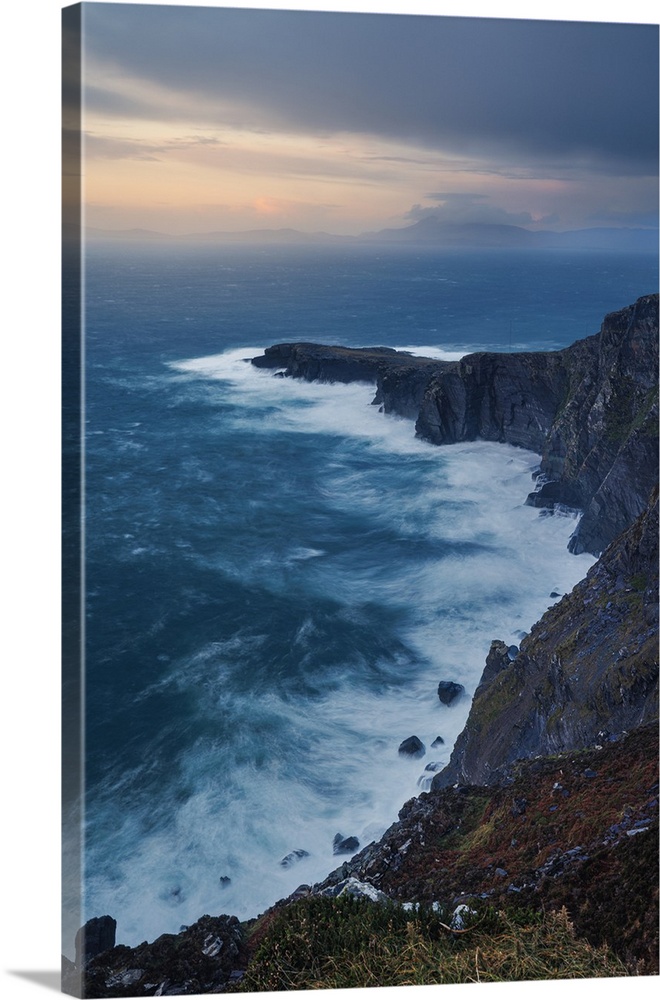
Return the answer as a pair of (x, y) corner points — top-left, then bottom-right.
(240, 896), (628, 991)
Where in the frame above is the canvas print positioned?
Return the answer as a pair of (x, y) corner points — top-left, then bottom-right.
(62, 2), (659, 996)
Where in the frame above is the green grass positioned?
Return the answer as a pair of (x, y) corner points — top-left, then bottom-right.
(240, 896), (629, 991)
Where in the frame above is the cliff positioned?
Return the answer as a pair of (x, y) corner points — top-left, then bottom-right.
(251, 341), (449, 421)
(251, 293), (659, 555)
(434, 487), (658, 789)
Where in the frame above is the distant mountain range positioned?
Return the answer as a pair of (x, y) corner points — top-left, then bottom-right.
(83, 219), (659, 251)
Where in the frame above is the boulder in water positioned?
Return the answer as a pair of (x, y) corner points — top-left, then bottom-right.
(437, 681), (464, 706)
(398, 735), (426, 757)
(333, 833), (360, 855)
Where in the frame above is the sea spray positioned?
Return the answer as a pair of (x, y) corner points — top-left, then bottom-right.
(84, 345), (594, 947)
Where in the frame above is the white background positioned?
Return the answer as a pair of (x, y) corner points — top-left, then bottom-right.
(1, 1), (657, 998)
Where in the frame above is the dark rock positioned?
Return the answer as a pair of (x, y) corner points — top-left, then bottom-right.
(252, 297), (658, 557)
(414, 294), (658, 556)
(288, 884), (312, 900)
(437, 681), (464, 705)
(75, 915), (117, 967)
(550, 591), (561, 598)
(398, 735), (426, 756)
(279, 849), (310, 868)
(333, 833), (360, 855)
(506, 645), (519, 661)
(431, 736), (445, 747)
(82, 914), (245, 998)
(219, 876), (231, 887)
(472, 641), (510, 702)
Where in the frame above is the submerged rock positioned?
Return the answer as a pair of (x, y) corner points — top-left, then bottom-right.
(279, 849), (310, 868)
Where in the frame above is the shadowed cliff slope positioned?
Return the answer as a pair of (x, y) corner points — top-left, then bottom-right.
(415, 293), (658, 554)
(434, 488), (658, 789)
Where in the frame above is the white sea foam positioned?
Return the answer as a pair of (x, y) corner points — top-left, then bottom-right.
(394, 345), (467, 361)
(87, 346), (596, 946)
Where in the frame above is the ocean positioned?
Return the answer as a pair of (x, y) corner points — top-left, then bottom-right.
(80, 241), (657, 947)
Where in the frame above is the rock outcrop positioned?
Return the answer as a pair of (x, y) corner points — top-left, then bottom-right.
(251, 341), (445, 394)
(434, 487), (658, 789)
(416, 293), (658, 554)
(310, 722), (658, 975)
(251, 293), (659, 555)
(63, 914), (246, 998)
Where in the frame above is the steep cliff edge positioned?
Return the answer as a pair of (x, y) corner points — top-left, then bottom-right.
(434, 487), (658, 789)
(252, 294), (658, 555)
(251, 342), (446, 395)
(416, 294), (658, 554)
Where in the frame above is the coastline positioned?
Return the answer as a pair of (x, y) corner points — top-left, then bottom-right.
(65, 294), (659, 995)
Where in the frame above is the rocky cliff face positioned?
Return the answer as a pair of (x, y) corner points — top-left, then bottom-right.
(435, 487), (658, 789)
(251, 294), (658, 556)
(415, 349), (568, 454)
(532, 294), (659, 554)
(416, 294), (658, 555)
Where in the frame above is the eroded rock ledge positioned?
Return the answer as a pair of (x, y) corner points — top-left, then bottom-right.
(251, 294), (659, 555)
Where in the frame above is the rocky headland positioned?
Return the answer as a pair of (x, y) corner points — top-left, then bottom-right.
(253, 294), (659, 556)
(65, 295), (659, 995)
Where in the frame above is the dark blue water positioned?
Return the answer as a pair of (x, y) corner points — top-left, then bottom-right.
(81, 241), (656, 945)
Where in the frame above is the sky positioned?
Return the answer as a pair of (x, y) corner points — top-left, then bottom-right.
(73, 1), (660, 235)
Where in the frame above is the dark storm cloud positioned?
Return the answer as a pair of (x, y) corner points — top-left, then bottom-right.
(406, 194), (536, 226)
(82, 5), (658, 177)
